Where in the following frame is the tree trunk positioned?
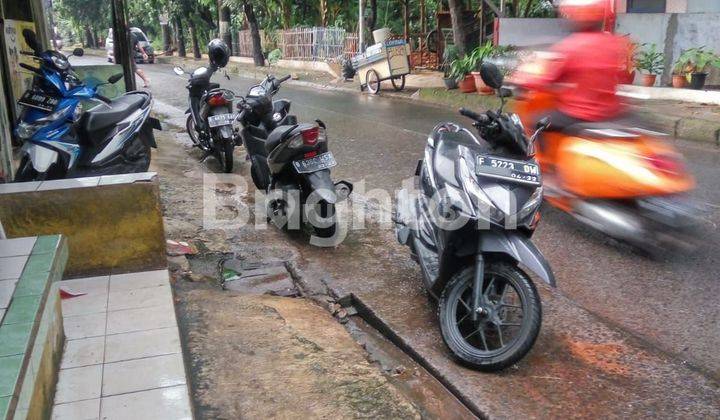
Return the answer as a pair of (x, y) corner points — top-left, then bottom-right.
(188, 19), (201, 59)
(447, 0), (467, 56)
(161, 23), (171, 54)
(243, 1), (264, 66)
(84, 25), (95, 48)
(368, 0), (377, 32)
(319, 0), (328, 26)
(402, 0), (409, 42)
(175, 17), (186, 57)
(219, 4), (232, 50)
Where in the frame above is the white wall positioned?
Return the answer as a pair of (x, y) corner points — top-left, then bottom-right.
(496, 18), (573, 48)
(688, 0), (720, 13)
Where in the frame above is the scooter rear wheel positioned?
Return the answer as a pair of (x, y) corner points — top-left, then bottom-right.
(438, 262), (541, 371)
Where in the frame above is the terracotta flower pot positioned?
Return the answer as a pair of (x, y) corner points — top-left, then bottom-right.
(457, 74), (476, 93)
(641, 74), (657, 87)
(443, 77), (458, 90)
(672, 74), (687, 89)
(472, 72), (494, 95)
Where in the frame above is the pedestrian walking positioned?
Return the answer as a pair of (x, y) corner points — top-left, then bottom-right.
(130, 31), (150, 88)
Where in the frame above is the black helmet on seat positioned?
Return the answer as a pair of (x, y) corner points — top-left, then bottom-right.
(208, 39), (230, 68)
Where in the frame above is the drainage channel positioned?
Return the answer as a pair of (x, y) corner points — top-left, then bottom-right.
(341, 294), (487, 420)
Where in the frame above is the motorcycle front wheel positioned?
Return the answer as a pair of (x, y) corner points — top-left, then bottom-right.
(438, 262), (541, 371)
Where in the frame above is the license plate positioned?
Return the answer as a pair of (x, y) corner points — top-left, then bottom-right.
(208, 113), (236, 128)
(476, 155), (541, 185)
(292, 152), (337, 174)
(19, 91), (59, 112)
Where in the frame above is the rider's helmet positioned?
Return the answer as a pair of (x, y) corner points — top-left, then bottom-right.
(208, 39), (230, 68)
(557, 0), (608, 26)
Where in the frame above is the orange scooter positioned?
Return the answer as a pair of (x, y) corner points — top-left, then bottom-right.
(509, 58), (700, 255)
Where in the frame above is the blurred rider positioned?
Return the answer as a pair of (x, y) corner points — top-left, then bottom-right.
(523, 0), (631, 133)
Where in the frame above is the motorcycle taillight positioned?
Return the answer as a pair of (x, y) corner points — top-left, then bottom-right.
(207, 93), (229, 107)
(301, 127), (319, 146)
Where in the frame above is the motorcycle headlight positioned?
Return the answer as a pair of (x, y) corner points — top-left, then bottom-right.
(272, 112), (283, 122)
(458, 157), (505, 223)
(16, 121), (39, 140)
(516, 186), (543, 223)
(51, 55), (69, 70)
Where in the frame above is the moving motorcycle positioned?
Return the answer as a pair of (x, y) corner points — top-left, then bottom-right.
(14, 30), (159, 182)
(237, 74), (352, 239)
(395, 63), (555, 371)
(511, 55), (700, 255)
(173, 40), (238, 173)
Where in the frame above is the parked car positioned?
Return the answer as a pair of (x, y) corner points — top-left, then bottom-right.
(106, 27), (155, 64)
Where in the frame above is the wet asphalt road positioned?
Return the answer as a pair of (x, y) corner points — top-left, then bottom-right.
(80, 57), (720, 414)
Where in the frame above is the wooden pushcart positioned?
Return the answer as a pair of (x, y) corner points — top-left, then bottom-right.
(352, 39), (411, 94)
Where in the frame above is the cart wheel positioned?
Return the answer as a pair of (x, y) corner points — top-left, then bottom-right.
(391, 75), (406, 91)
(366, 69), (381, 95)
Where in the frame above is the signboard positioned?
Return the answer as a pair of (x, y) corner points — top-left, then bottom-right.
(3, 20), (37, 116)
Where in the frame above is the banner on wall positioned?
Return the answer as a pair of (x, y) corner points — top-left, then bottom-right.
(3, 20), (37, 117)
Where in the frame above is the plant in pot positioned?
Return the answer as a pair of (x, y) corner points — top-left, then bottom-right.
(450, 54), (477, 93)
(683, 46), (720, 90)
(622, 40), (638, 84)
(442, 45), (460, 89)
(469, 42), (495, 95)
(635, 43), (663, 87)
(672, 50), (695, 88)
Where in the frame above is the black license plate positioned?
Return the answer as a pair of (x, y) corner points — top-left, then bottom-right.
(292, 152), (337, 174)
(476, 155), (541, 185)
(18, 91), (60, 112)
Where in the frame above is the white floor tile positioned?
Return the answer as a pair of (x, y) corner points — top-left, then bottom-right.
(102, 353), (186, 396)
(60, 276), (109, 295)
(55, 365), (103, 404)
(0, 279), (17, 309)
(106, 306), (176, 335)
(62, 336), (105, 369)
(62, 293), (108, 317)
(63, 313), (107, 340)
(107, 285), (173, 312)
(0, 237), (36, 258)
(52, 398), (100, 420)
(109, 270), (169, 292)
(99, 385), (191, 420)
(104, 327), (181, 363)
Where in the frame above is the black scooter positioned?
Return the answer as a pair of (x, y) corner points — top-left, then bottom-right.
(173, 65), (238, 173)
(395, 62), (555, 371)
(236, 74), (352, 240)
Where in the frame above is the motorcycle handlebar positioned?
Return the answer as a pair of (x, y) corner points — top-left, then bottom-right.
(459, 107), (482, 121)
(278, 74), (291, 83)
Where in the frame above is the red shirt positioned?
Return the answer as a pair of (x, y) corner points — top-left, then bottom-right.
(526, 32), (630, 122)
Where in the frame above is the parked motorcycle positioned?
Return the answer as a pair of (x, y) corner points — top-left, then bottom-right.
(395, 63), (555, 371)
(237, 74), (352, 239)
(173, 63), (238, 173)
(510, 54), (700, 255)
(14, 30), (159, 182)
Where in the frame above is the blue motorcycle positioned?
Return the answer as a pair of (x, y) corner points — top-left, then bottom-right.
(14, 29), (160, 182)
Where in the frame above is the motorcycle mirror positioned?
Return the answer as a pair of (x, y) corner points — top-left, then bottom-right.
(173, 66), (185, 76)
(536, 117), (551, 131)
(108, 73), (123, 84)
(72, 48), (84, 57)
(22, 29), (40, 54)
(480, 61), (504, 90)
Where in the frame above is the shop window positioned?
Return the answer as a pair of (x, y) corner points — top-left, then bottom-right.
(627, 0), (666, 12)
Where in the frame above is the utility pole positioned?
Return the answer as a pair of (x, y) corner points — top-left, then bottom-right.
(111, 0), (136, 91)
(358, 0), (364, 52)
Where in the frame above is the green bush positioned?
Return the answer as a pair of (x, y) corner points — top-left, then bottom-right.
(267, 48), (282, 65)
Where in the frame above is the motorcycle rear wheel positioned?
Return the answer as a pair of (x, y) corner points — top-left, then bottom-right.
(219, 139), (234, 173)
(438, 262), (541, 371)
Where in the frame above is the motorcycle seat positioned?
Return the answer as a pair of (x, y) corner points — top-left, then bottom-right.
(81, 93), (146, 136)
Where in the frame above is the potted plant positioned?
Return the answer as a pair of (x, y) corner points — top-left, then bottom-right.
(470, 42), (495, 95)
(682, 46), (720, 90)
(635, 43), (663, 87)
(672, 50), (694, 88)
(442, 45), (460, 89)
(449, 54), (477, 93)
